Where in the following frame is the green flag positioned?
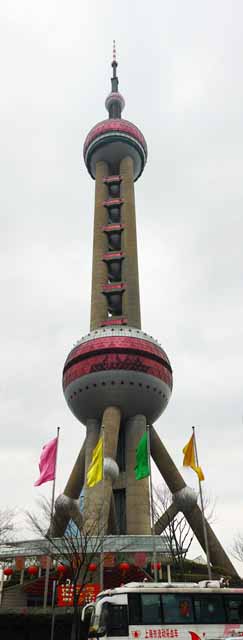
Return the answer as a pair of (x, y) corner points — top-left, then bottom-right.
(134, 432), (150, 480)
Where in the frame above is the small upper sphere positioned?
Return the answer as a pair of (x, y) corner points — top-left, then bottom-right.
(83, 119), (148, 181)
(63, 326), (172, 425)
(105, 91), (125, 113)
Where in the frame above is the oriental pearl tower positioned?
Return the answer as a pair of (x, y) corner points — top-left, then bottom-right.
(53, 44), (237, 577)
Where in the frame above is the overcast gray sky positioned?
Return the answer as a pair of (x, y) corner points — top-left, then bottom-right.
(1, 0), (243, 573)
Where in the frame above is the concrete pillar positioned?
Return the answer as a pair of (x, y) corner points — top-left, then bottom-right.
(83, 419), (101, 521)
(167, 565), (171, 582)
(125, 414), (151, 534)
(90, 160), (109, 330)
(108, 492), (119, 535)
(150, 426), (238, 577)
(120, 156), (141, 328)
(84, 419), (100, 478)
(103, 406), (121, 532)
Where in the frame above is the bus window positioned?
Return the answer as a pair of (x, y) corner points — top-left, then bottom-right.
(128, 594), (141, 624)
(224, 596), (243, 623)
(193, 595), (225, 624)
(141, 594), (162, 625)
(162, 594), (194, 624)
(101, 603), (128, 637)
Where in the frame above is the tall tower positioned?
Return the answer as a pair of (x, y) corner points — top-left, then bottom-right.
(53, 47), (237, 577)
(62, 45), (172, 535)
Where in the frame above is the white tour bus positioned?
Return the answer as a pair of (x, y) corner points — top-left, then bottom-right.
(82, 581), (243, 640)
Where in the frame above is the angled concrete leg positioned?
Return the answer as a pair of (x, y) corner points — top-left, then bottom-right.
(150, 426), (238, 577)
(50, 438), (86, 537)
(155, 502), (179, 534)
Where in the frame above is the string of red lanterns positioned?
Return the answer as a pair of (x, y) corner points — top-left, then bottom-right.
(3, 558), (160, 580)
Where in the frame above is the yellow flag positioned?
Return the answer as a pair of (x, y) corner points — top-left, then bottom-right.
(182, 434), (205, 481)
(87, 436), (103, 487)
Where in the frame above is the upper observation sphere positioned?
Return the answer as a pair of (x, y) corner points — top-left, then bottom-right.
(83, 119), (147, 181)
(83, 44), (147, 181)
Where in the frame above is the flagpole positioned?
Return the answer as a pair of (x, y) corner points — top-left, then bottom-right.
(50, 427), (60, 523)
(43, 427), (60, 609)
(192, 426), (212, 580)
(147, 424), (158, 582)
(99, 424), (105, 591)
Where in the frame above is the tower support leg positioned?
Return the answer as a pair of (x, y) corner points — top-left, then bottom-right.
(155, 502), (179, 534)
(150, 426), (238, 577)
(83, 418), (100, 522)
(102, 406), (121, 533)
(125, 415), (151, 534)
(50, 438), (86, 537)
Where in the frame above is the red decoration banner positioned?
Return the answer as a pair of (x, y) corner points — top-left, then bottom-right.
(104, 552), (116, 567)
(57, 582), (100, 607)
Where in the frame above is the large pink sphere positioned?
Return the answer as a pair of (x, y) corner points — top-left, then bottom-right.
(63, 326), (172, 425)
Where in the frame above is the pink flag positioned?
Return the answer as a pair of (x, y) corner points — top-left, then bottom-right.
(34, 437), (58, 486)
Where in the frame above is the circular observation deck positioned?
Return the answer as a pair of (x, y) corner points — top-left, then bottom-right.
(63, 326), (172, 425)
(83, 119), (148, 181)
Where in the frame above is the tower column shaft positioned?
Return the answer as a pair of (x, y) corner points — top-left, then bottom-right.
(103, 406), (121, 532)
(90, 161), (109, 330)
(120, 156), (141, 328)
(84, 419), (100, 478)
(125, 414), (151, 534)
(83, 419), (100, 519)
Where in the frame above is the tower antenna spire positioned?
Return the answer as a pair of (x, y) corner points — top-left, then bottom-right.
(111, 39), (118, 87)
(112, 39), (116, 64)
(112, 40), (117, 73)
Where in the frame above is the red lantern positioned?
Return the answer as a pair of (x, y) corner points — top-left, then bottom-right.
(157, 562), (161, 570)
(151, 561), (161, 571)
(119, 561), (129, 572)
(27, 565), (38, 576)
(56, 564), (67, 575)
(4, 567), (13, 577)
(88, 562), (97, 572)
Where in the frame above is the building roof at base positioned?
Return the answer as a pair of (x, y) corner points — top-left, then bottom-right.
(0, 535), (172, 560)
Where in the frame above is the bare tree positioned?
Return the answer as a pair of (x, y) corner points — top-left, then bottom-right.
(0, 508), (15, 543)
(231, 533), (243, 563)
(26, 498), (104, 640)
(154, 484), (216, 579)
(153, 485), (193, 578)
